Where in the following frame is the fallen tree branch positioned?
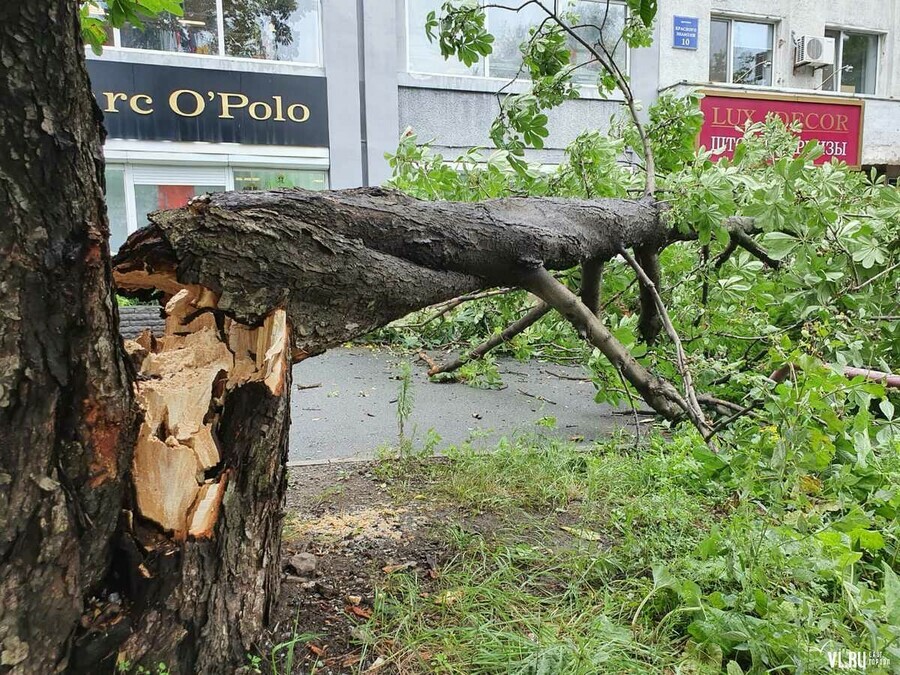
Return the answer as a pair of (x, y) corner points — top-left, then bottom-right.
(635, 245), (663, 344)
(730, 229), (782, 270)
(619, 246), (710, 436)
(770, 363), (900, 388)
(581, 258), (604, 316)
(427, 302), (551, 376)
(429, 259), (603, 376)
(518, 267), (691, 424)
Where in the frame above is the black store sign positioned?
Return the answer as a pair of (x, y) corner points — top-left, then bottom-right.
(86, 60), (328, 147)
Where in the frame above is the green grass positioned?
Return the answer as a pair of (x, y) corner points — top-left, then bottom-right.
(363, 428), (900, 674)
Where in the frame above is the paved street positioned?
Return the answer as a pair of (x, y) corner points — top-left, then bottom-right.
(288, 347), (627, 463)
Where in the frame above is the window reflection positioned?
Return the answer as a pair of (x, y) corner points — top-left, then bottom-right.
(224, 0), (319, 63)
(731, 21), (772, 86)
(233, 168), (327, 190)
(120, 0), (219, 54)
(563, 1), (628, 86)
(104, 167), (129, 252)
(487, 4), (546, 79)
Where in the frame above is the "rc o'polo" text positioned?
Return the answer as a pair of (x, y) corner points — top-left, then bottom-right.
(99, 90), (311, 122)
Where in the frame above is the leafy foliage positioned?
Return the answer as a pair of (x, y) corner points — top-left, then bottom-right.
(369, 410), (899, 672)
(375, 6), (900, 667)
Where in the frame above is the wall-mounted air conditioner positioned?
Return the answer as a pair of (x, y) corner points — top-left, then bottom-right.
(795, 35), (835, 68)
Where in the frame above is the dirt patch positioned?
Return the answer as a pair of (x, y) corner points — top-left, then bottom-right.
(259, 462), (450, 673)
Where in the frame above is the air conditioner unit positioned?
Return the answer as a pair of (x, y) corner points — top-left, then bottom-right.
(795, 35), (835, 68)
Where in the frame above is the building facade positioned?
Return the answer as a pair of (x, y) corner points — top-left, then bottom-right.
(87, 0), (900, 249)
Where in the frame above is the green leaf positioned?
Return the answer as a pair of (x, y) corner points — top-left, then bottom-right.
(854, 529), (885, 551)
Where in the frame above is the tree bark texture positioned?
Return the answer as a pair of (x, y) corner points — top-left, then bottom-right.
(0, 3), (136, 672)
(113, 188), (666, 358)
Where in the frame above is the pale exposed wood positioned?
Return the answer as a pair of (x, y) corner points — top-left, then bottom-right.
(165, 287), (217, 335)
(132, 425), (201, 535)
(189, 424), (220, 470)
(188, 477), (228, 539)
(261, 310), (289, 395)
(115, 269), (186, 297)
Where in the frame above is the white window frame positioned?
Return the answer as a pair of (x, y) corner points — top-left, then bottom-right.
(823, 28), (880, 95)
(404, 0), (630, 84)
(709, 16), (776, 88)
(94, 0), (323, 68)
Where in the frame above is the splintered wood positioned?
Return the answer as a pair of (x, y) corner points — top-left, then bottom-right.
(122, 282), (289, 540)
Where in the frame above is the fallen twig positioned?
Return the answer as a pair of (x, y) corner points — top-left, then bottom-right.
(517, 388), (557, 405)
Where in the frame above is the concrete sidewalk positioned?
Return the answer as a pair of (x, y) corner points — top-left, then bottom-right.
(288, 347), (626, 462)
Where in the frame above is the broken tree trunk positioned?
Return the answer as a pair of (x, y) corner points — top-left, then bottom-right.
(71, 280), (293, 673)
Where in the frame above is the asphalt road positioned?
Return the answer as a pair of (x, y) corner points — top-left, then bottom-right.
(288, 347), (626, 463)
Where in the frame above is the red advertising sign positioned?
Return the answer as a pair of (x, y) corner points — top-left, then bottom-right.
(699, 90), (864, 167)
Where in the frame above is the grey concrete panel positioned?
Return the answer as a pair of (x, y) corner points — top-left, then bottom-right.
(322, 0), (364, 188)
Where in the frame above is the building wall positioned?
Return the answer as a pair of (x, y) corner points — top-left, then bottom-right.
(86, 0), (900, 210)
(658, 0), (900, 94)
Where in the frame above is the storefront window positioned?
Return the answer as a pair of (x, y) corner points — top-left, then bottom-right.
(709, 18), (773, 86)
(233, 168), (327, 190)
(134, 183), (225, 225)
(224, 0), (320, 63)
(120, 0), (219, 54)
(823, 30), (878, 95)
(105, 167), (129, 252)
(103, 164), (326, 249)
(111, 0), (321, 64)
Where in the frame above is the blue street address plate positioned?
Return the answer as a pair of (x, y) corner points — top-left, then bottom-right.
(673, 16), (699, 50)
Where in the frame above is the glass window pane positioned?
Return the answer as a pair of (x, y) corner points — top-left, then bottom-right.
(407, 0), (483, 76)
(134, 183), (225, 228)
(233, 168), (328, 190)
(120, 0), (219, 55)
(563, 1), (627, 86)
(709, 19), (729, 82)
(840, 32), (878, 94)
(105, 167), (129, 252)
(731, 21), (772, 85)
(821, 29), (841, 92)
(224, 0), (320, 63)
(487, 4), (546, 79)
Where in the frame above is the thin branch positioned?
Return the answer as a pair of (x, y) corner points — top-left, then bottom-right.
(850, 260), (900, 292)
(428, 302), (551, 376)
(401, 287), (514, 328)
(618, 246), (711, 436)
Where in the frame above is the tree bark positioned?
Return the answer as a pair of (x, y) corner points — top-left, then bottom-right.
(0, 2), (137, 672)
(114, 189), (667, 357)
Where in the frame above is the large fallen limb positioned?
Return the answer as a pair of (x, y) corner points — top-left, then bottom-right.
(518, 268), (690, 422)
(114, 188), (694, 425)
(114, 188), (667, 357)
